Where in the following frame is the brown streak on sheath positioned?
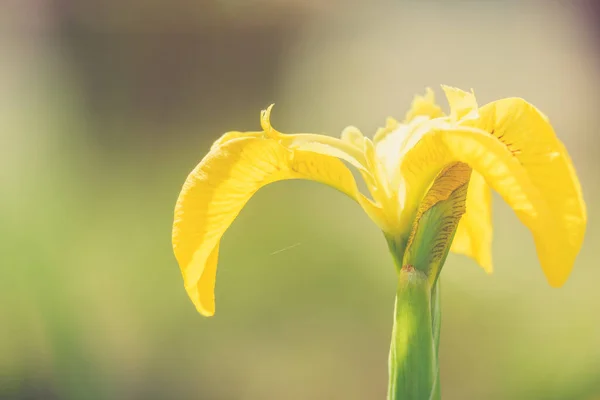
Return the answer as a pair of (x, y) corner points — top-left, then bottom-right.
(401, 264), (415, 272)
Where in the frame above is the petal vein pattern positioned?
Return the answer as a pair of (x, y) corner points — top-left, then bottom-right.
(476, 98), (586, 284)
(401, 119), (584, 286)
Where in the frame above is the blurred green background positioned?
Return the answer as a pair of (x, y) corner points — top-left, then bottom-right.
(1, 1), (599, 399)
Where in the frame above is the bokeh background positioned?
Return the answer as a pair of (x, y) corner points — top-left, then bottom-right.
(2, 0), (600, 399)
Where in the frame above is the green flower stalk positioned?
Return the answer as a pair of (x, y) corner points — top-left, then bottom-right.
(389, 266), (437, 399)
(172, 86), (586, 399)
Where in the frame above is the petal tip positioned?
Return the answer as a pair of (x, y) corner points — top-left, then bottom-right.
(260, 104), (276, 133)
(198, 305), (215, 317)
(185, 282), (216, 317)
(545, 273), (569, 288)
(423, 87), (435, 102)
(441, 85), (478, 120)
(341, 125), (364, 147)
(403, 87), (444, 123)
(483, 263), (493, 275)
(192, 288), (216, 317)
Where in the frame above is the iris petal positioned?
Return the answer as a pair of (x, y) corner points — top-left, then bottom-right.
(450, 171), (493, 273)
(172, 109), (386, 316)
(401, 116), (585, 286)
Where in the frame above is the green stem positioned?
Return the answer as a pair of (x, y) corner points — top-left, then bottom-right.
(387, 265), (439, 400)
(431, 280), (441, 400)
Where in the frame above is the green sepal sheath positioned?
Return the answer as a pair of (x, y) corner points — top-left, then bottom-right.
(402, 164), (470, 285)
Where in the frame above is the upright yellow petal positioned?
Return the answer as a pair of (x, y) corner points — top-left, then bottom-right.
(400, 120), (584, 286)
(403, 87), (444, 123)
(373, 88), (443, 149)
(450, 171), (493, 273)
(172, 132), (376, 316)
(441, 85), (478, 121)
(440, 87), (493, 272)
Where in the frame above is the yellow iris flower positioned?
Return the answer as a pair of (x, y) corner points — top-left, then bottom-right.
(172, 86), (586, 317)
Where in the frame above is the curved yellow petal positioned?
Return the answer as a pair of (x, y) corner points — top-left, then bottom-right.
(212, 131), (263, 148)
(400, 121), (583, 286)
(476, 97), (586, 283)
(172, 132), (379, 316)
(450, 171), (493, 273)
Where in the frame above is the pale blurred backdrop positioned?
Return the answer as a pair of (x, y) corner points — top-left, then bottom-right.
(1, 0), (599, 399)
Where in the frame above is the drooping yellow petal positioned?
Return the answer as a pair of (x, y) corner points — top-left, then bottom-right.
(475, 97), (586, 284)
(173, 131), (382, 316)
(400, 121), (583, 286)
(450, 171), (493, 273)
(212, 131), (263, 148)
